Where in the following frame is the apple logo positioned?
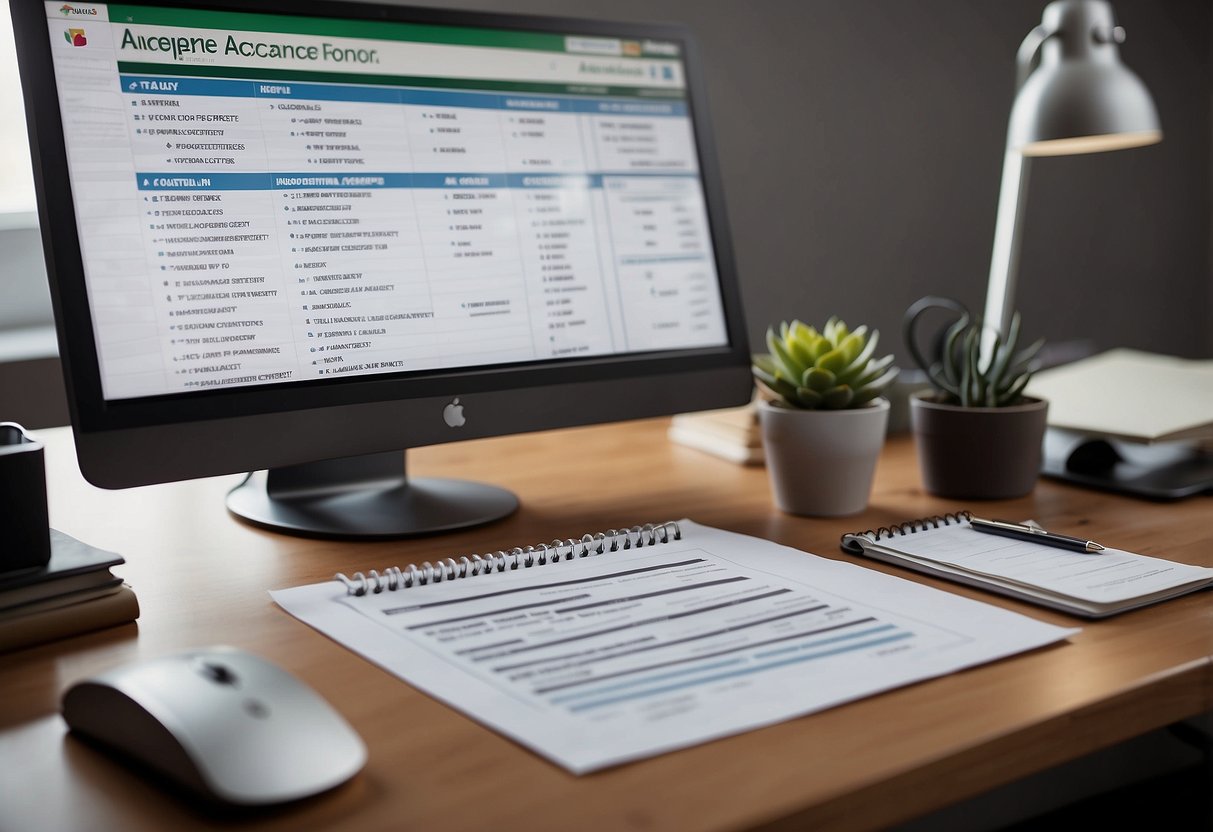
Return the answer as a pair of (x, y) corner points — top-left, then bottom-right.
(442, 397), (466, 428)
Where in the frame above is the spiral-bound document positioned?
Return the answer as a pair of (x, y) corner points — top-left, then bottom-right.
(840, 512), (1213, 618)
(271, 520), (1076, 774)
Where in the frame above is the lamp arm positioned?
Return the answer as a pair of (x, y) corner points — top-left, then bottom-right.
(981, 25), (1053, 367)
(981, 147), (1031, 367)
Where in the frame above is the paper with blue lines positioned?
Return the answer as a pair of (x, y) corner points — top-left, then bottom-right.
(272, 521), (1076, 773)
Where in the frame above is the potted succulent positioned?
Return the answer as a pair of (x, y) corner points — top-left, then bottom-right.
(903, 296), (1047, 499)
(752, 318), (898, 516)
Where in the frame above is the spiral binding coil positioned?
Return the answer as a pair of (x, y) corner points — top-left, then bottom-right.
(335, 521), (682, 596)
(838, 511), (971, 554)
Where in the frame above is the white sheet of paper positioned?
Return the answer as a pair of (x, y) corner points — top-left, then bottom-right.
(271, 521), (1076, 774)
(885, 522), (1213, 605)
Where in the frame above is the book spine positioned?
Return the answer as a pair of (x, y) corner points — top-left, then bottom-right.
(0, 585), (139, 653)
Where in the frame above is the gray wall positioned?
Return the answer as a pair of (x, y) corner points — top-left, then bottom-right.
(401, 0), (1213, 363)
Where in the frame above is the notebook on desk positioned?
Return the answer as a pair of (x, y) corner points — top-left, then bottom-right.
(1027, 349), (1213, 444)
(840, 512), (1213, 618)
(272, 520), (1075, 773)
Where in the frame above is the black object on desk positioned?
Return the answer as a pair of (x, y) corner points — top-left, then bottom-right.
(0, 422), (50, 571)
(1042, 428), (1213, 501)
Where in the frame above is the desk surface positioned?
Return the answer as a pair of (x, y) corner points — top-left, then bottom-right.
(2, 420), (1211, 832)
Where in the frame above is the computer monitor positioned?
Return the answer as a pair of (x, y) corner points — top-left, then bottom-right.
(12, 0), (751, 538)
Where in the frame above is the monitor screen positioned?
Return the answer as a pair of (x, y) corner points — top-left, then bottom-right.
(14, 0), (751, 536)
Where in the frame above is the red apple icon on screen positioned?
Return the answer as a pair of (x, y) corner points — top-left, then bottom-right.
(64, 28), (87, 46)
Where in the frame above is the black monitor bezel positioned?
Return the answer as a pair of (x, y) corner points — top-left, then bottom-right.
(12, 0), (750, 481)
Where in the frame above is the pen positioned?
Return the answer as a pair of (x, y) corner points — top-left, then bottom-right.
(968, 517), (1106, 554)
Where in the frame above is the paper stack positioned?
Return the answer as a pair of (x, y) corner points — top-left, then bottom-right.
(1027, 349), (1213, 444)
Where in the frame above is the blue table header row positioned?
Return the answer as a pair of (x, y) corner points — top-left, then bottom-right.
(122, 75), (688, 117)
(137, 171), (698, 190)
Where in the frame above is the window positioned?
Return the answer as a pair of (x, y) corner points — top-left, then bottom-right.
(0, 4), (36, 215)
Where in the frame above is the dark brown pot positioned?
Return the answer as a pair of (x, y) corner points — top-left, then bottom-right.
(909, 392), (1048, 500)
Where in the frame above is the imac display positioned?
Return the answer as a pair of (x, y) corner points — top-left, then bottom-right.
(13, 0), (751, 536)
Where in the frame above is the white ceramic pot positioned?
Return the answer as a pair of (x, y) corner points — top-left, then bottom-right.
(757, 398), (890, 517)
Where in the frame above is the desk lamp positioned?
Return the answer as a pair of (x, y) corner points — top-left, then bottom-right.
(982, 0), (1161, 359)
(984, 1), (1210, 499)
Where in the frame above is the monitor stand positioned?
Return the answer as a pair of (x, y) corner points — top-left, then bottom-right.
(226, 450), (518, 539)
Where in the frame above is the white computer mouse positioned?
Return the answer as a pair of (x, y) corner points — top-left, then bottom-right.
(61, 645), (367, 805)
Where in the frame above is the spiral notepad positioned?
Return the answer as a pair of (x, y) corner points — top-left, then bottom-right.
(839, 511), (1213, 618)
(335, 521), (682, 596)
(272, 519), (1076, 773)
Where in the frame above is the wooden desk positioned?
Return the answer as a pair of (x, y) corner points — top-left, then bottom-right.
(2, 420), (1210, 831)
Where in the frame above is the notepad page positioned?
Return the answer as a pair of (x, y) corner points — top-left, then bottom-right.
(272, 520), (1075, 774)
(879, 522), (1213, 605)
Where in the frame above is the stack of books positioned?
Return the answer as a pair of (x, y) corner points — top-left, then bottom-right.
(0, 531), (139, 652)
(668, 400), (764, 465)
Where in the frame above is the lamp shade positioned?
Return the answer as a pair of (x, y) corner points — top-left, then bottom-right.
(1008, 0), (1161, 156)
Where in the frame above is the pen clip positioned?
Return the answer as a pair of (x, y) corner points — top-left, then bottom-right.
(972, 517), (1041, 535)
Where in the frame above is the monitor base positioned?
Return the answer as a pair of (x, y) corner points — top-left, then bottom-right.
(226, 450), (518, 539)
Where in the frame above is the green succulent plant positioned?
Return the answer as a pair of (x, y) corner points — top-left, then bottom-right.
(904, 297), (1044, 408)
(752, 318), (899, 410)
